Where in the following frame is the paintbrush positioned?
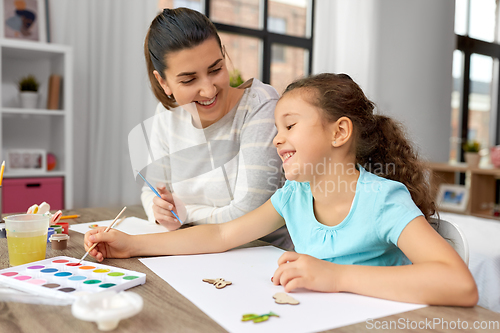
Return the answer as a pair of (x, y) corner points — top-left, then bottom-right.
(136, 170), (182, 223)
(114, 215), (127, 227)
(78, 206), (127, 264)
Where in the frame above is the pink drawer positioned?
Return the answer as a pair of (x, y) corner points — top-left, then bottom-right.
(2, 177), (64, 214)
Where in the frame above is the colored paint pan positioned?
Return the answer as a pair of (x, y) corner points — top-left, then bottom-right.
(65, 262), (83, 273)
(0, 256), (146, 301)
(107, 272), (125, 282)
(26, 265), (45, 277)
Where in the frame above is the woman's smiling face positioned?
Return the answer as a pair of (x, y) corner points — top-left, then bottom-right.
(155, 37), (232, 128)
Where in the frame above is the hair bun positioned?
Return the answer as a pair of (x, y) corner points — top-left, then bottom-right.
(338, 73), (353, 81)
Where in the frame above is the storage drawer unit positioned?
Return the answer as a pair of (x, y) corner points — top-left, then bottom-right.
(1, 177), (64, 214)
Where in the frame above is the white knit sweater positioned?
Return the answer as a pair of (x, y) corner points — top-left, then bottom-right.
(141, 79), (283, 226)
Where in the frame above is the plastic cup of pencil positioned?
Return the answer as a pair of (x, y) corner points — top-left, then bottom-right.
(5, 214), (50, 266)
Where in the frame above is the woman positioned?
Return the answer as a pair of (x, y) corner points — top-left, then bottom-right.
(141, 7), (291, 249)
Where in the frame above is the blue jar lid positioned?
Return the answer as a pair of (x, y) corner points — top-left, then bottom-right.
(47, 227), (55, 243)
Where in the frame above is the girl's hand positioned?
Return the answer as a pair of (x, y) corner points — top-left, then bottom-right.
(84, 227), (134, 262)
(152, 186), (185, 231)
(272, 252), (340, 293)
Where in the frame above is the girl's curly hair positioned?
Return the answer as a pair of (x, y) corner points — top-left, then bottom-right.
(283, 73), (436, 221)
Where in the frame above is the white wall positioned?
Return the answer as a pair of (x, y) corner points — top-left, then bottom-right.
(313, 0), (455, 162)
(49, 0), (159, 209)
(374, 0), (455, 162)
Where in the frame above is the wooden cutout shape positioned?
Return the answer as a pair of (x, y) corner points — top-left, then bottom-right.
(242, 312), (279, 323)
(273, 292), (299, 305)
(203, 278), (232, 289)
(88, 224), (100, 229)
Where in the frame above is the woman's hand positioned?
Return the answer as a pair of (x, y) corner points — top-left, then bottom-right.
(84, 227), (134, 262)
(272, 252), (341, 293)
(152, 186), (186, 231)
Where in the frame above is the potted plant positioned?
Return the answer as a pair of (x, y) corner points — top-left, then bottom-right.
(18, 75), (40, 109)
(463, 140), (480, 168)
(229, 70), (244, 87)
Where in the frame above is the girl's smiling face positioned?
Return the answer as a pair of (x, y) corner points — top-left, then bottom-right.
(273, 91), (336, 182)
(154, 38), (232, 128)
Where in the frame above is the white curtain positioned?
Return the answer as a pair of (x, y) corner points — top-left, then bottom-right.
(48, 0), (159, 208)
(312, 0), (379, 99)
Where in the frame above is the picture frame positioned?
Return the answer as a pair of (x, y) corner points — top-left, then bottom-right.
(5, 149), (47, 173)
(1, 0), (47, 42)
(436, 184), (470, 213)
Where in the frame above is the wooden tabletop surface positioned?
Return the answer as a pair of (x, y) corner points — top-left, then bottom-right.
(1, 206), (499, 332)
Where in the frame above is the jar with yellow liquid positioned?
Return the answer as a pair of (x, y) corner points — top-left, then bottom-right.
(5, 214), (49, 266)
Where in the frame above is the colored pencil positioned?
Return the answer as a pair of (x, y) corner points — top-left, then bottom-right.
(78, 206), (127, 264)
(59, 214), (80, 220)
(0, 161), (5, 186)
(136, 170), (182, 223)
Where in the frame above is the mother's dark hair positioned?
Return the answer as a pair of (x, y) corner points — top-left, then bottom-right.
(144, 8), (223, 109)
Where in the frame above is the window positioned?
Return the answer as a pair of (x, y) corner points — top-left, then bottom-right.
(450, 0), (500, 162)
(210, 0), (261, 30)
(271, 43), (285, 63)
(271, 44), (308, 94)
(159, 0), (315, 89)
(218, 32), (261, 82)
(269, 17), (286, 66)
(268, 16), (287, 34)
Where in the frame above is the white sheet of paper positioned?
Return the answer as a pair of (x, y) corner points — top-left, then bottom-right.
(139, 246), (426, 333)
(69, 217), (168, 235)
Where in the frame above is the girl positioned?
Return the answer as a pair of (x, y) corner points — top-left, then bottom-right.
(86, 73), (478, 306)
(142, 8), (291, 248)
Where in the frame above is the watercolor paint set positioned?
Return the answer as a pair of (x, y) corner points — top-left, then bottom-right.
(0, 256), (146, 301)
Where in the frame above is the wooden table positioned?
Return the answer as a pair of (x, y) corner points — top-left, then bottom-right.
(1, 206), (499, 332)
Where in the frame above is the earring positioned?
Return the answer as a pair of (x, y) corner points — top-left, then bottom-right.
(333, 140), (337, 145)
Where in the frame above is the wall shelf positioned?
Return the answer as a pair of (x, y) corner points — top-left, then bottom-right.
(3, 170), (66, 178)
(0, 39), (73, 212)
(429, 162), (500, 220)
(2, 107), (65, 116)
